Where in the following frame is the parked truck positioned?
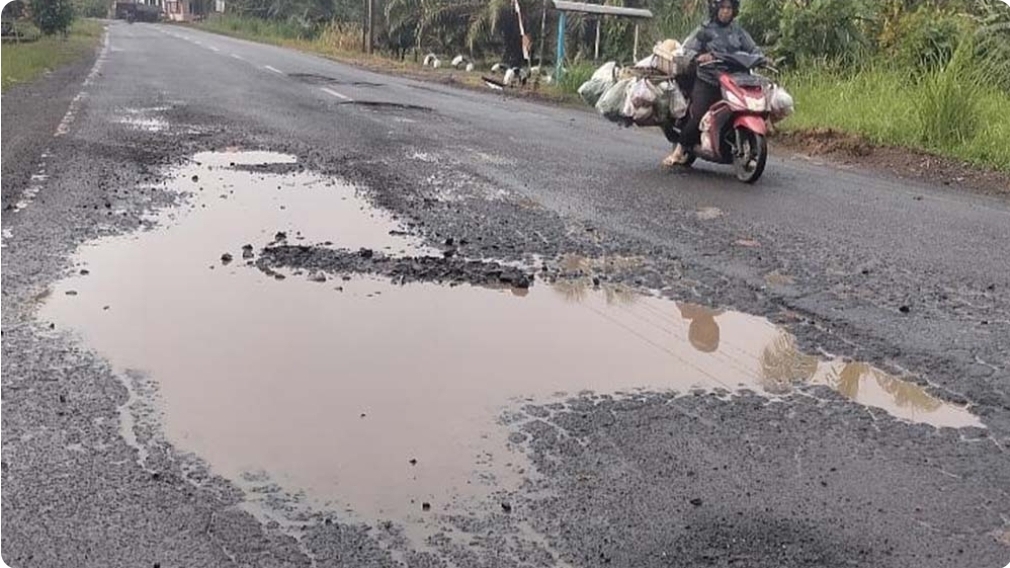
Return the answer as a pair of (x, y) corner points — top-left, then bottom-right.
(115, 1), (162, 22)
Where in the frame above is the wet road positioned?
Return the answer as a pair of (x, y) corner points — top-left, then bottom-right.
(2, 21), (1009, 568)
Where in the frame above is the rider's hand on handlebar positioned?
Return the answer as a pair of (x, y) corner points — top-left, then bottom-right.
(697, 53), (715, 64)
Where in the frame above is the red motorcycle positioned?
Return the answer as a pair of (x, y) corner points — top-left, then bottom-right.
(663, 52), (785, 184)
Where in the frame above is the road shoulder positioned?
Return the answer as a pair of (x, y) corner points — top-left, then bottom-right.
(1, 31), (102, 209)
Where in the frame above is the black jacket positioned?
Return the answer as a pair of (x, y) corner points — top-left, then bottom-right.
(682, 20), (762, 85)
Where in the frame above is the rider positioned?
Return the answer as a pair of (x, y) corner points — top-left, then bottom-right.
(664, 0), (763, 167)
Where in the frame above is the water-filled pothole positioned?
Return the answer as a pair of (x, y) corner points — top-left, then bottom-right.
(40, 151), (982, 534)
(287, 73), (384, 88)
(338, 101), (433, 112)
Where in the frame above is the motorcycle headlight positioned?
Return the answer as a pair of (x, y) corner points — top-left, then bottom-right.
(746, 95), (768, 112)
(724, 91), (744, 108)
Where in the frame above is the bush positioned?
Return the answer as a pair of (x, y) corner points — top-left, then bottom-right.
(73, 0), (108, 18)
(972, 0), (1010, 93)
(30, 0), (73, 36)
(647, 0), (706, 45)
(202, 14), (314, 41)
(776, 0), (873, 65)
(890, 7), (971, 72)
(317, 20), (364, 53)
(2, 20), (42, 41)
(737, 0), (786, 46)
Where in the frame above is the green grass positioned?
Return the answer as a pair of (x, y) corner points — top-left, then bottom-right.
(557, 62), (595, 95)
(194, 15), (366, 59)
(197, 14), (313, 43)
(1, 19), (104, 92)
(781, 63), (1010, 171)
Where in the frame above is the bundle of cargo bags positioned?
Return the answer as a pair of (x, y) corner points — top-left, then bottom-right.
(578, 39), (792, 128)
(578, 39), (691, 127)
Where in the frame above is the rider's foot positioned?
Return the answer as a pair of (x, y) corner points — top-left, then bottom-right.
(662, 145), (688, 168)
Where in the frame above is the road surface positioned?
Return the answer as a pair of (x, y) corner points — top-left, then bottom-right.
(2, 21), (1009, 568)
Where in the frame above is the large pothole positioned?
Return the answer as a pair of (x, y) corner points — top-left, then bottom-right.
(39, 150), (983, 541)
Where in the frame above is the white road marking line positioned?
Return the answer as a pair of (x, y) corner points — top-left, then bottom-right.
(55, 31), (109, 138)
(264, 65), (284, 74)
(20, 29), (109, 216)
(12, 148), (54, 214)
(209, 46), (221, 52)
(231, 53), (246, 61)
(320, 87), (352, 101)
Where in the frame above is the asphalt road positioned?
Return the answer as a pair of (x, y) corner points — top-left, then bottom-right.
(2, 21), (1009, 568)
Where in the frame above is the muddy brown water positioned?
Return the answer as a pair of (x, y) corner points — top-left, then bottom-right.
(39, 152), (982, 531)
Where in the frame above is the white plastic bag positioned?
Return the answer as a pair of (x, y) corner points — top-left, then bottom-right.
(578, 77), (612, 106)
(591, 61), (618, 82)
(769, 85), (795, 121)
(669, 84), (689, 119)
(596, 78), (633, 120)
(630, 78), (660, 109)
(579, 61), (620, 106)
(654, 81), (688, 120)
(618, 80), (634, 117)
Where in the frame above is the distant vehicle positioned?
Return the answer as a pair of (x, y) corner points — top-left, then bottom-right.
(115, 2), (162, 23)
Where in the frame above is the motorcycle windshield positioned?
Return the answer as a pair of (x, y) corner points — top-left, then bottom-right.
(719, 52), (764, 71)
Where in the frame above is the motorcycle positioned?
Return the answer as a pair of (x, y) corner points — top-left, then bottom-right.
(662, 52), (785, 184)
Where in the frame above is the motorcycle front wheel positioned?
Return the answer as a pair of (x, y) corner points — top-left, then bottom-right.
(733, 128), (767, 184)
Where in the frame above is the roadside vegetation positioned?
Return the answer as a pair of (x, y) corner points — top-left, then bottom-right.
(748, 0), (1010, 171)
(1, 0), (104, 92)
(1, 19), (103, 91)
(194, 0), (1005, 171)
(199, 14), (364, 53)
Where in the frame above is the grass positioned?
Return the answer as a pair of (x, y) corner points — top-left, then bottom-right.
(1, 18), (104, 92)
(557, 62), (595, 95)
(781, 61), (1010, 171)
(197, 15), (365, 54)
(198, 13), (313, 43)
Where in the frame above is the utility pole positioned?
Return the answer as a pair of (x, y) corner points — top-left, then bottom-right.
(594, 17), (600, 61)
(367, 0), (374, 54)
(538, 0), (547, 67)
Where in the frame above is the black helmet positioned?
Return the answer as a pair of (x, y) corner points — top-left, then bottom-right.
(709, 0), (740, 21)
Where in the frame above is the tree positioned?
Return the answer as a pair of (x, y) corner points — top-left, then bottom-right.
(2, 1), (27, 19)
(31, 0), (74, 36)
